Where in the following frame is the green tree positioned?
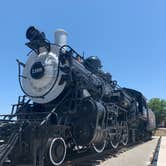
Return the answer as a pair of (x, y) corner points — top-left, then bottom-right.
(148, 98), (166, 126)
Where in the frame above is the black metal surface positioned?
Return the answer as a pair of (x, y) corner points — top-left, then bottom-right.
(26, 26), (50, 54)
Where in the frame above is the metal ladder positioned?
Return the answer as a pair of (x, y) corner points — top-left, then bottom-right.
(0, 132), (19, 166)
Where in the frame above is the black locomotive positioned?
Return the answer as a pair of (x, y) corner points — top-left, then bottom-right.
(0, 27), (155, 166)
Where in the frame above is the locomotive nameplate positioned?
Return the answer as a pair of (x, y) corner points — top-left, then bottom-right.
(30, 62), (45, 79)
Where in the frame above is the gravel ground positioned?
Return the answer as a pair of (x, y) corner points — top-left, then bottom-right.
(99, 137), (159, 166)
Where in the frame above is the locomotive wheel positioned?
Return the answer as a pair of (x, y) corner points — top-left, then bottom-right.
(92, 140), (106, 153)
(121, 123), (129, 146)
(46, 137), (67, 166)
(110, 133), (120, 149)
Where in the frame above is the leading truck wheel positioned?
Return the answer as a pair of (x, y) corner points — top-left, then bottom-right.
(46, 137), (67, 166)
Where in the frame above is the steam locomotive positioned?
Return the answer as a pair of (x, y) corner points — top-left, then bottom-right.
(0, 27), (155, 166)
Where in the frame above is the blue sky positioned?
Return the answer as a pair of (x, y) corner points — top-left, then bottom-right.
(0, 0), (166, 113)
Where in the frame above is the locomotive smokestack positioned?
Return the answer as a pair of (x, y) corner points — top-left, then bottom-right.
(55, 29), (68, 47)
